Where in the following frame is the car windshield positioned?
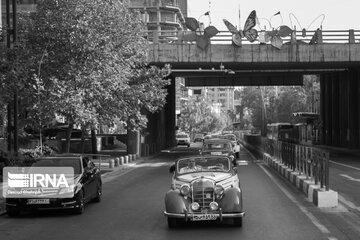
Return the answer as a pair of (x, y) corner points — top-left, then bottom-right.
(176, 134), (188, 138)
(203, 142), (231, 151)
(177, 157), (230, 174)
(30, 157), (82, 174)
(222, 135), (236, 141)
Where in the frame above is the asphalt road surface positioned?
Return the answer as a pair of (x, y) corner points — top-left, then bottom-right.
(0, 146), (359, 240)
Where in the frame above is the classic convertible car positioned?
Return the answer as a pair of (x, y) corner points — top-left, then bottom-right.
(164, 155), (244, 228)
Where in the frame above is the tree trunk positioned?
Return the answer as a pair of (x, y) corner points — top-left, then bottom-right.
(65, 122), (73, 153)
(80, 127), (86, 154)
(91, 128), (98, 158)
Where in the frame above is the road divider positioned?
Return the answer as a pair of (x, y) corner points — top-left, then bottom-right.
(263, 153), (338, 208)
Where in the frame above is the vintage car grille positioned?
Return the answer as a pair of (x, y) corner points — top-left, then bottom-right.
(191, 179), (215, 210)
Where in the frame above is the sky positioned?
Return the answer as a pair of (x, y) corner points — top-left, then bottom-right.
(187, 0), (360, 31)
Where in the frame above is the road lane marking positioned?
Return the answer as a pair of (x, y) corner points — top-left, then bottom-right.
(339, 174), (360, 183)
(338, 195), (360, 212)
(258, 164), (335, 238)
(330, 161), (360, 171)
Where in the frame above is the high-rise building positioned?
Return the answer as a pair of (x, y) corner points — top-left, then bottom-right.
(127, 0), (187, 32)
(190, 86), (235, 113)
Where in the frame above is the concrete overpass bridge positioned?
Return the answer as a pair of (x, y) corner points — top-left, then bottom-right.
(139, 29), (360, 156)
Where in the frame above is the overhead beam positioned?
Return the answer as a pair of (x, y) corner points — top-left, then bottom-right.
(185, 75), (304, 86)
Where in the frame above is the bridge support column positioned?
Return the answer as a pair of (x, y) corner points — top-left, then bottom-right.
(331, 73), (340, 146)
(339, 71), (349, 147)
(321, 74), (332, 145)
(164, 77), (176, 149)
(348, 69), (360, 148)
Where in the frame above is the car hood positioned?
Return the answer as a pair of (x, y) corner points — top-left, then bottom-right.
(177, 172), (233, 183)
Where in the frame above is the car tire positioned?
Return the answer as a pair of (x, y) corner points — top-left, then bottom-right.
(233, 217), (243, 227)
(167, 217), (178, 228)
(93, 182), (102, 203)
(6, 207), (20, 217)
(74, 190), (85, 214)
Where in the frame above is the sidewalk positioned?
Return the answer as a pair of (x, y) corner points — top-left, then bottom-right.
(0, 153), (157, 216)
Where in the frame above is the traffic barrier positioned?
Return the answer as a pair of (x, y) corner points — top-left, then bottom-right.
(120, 156), (124, 165)
(128, 154), (133, 162)
(124, 155), (129, 164)
(109, 159), (114, 168)
(263, 153), (338, 207)
(114, 157), (120, 167)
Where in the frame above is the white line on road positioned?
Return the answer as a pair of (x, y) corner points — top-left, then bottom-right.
(330, 160), (360, 171)
(258, 164), (337, 240)
(339, 174), (360, 183)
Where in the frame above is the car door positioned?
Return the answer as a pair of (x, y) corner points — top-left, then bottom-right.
(81, 157), (97, 201)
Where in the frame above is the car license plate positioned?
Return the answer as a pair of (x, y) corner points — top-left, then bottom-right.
(27, 199), (50, 204)
(192, 214), (217, 221)
(211, 152), (222, 155)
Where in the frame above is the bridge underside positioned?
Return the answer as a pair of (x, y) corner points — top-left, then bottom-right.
(142, 43), (360, 153)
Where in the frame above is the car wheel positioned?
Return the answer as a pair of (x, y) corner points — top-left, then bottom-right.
(233, 217), (243, 227)
(74, 190), (85, 214)
(167, 217), (178, 228)
(93, 182), (102, 203)
(6, 207), (20, 217)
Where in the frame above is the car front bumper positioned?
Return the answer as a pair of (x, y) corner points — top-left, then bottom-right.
(164, 210), (245, 221)
(6, 197), (81, 211)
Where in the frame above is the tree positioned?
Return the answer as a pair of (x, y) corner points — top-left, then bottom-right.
(177, 96), (229, 137)
(1, 0), (170, 153)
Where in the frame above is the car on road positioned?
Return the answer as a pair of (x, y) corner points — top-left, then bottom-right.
(220, 134), (241, 159)
(176, 133), (191, 147)
(5, 155), (102, 216)
(164, 155), (244, 228)
(193, 134), (204, 143)
(200, 138), (237, 161)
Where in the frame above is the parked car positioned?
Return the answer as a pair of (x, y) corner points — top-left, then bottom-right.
(176, 133), (190, 147)
(5, 155), (102, 216)
(165, 155), (244, 228)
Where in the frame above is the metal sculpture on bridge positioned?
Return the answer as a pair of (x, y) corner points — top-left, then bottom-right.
(223, 10), (258, 47)
(179, 10), (327, 51)
(181, 16), (219, 50)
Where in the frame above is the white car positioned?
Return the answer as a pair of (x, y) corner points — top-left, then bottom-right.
(176, 133), (190, 147)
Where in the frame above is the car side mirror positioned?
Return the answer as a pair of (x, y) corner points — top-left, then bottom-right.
(169, 164), (175, 173)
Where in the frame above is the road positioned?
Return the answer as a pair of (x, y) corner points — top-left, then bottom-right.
(0, 146), (359, 240)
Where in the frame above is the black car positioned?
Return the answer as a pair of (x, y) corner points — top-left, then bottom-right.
(5, 155), (102, 216)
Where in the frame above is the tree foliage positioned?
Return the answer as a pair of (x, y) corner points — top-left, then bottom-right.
(1, 0), (170, 151)
(178, 96), (230, 136)
(235, 76), (320, 130)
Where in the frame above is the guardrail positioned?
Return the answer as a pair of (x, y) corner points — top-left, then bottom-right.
(145, 29), (360, 44)
(264, 139), (330, 190)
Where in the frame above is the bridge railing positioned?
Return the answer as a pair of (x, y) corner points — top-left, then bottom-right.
(264, 140), (330, 190)
(145, 29), (360, 44)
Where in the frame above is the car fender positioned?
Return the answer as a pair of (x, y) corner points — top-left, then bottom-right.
(218, 187), (243, 213)
(164, 189), (190, 214)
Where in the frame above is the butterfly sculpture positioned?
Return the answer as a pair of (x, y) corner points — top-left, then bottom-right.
(262, 25), (293, 49)
(223, 10), (258, 47)
(180, 17), (219, 50)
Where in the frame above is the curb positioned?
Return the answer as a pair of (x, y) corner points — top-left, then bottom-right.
(263, 153), (338, 208)
(0, 153), (158, 216)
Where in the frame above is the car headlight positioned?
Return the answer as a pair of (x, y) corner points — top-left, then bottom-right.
(191, 202), (200, 211)
(214, 185), (224, 196)
(58, 185), (75, 195)
(180, 184), (190, 196)
(209, 202), (219, 211)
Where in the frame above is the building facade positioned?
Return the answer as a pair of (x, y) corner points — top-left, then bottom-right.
(127, 0), (187, 33)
